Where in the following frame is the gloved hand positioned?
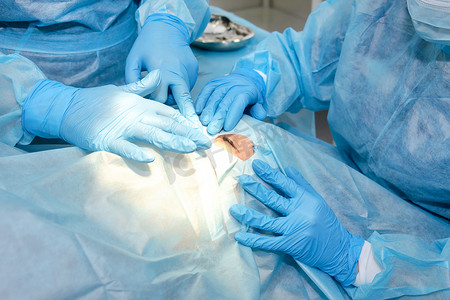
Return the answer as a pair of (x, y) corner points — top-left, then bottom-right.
(230, 159), (364, 286)
(195, 67), (266, 135)
(126, 13), (200, 126)
(22, 70), (211, 163)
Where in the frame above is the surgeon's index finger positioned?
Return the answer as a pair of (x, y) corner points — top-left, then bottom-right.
(252, 160), (300, 199)
(229, 204), (286, 234)
(249, 103), (267, 121)
(224, 93), (251, 131)
(234, 232), (283, 252)
(141, 114), (211, 150)
(157, 103), (203, 130)
(207, 92), (239, 135)
(170, 81), (201, 127)
(108, 139), (155, 163)
(132, 122), (196, 153)
(195, 83), (217, 114)
(239, 174), (290, 215)
(199, 87), (228, 126)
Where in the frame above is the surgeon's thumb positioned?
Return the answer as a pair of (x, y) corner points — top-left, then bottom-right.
(120, 70), (161, 97)
(125, 55), (143, 84)
(249, 103), (267, 120)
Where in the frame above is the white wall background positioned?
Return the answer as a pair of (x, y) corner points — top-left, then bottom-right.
(209, 0), (322, 32)
(209, 0), (262, 12)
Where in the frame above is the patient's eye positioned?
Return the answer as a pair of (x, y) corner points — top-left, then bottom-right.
(214, 134), (255, 161)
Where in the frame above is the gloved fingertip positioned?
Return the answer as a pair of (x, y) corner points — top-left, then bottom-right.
(200, 113), (211, 125)
(238, 174), (252, 183)
(141, 156), (156, 163)
(230, 204), (239, 213)
(234, 232), (248, 244)
(187, 114), (202, 130)
(223, 116), (239, 132)
(196, 138), (212, 150)
(206, 124), (220, 136)
(229, 204), (243, 216)
(188, 125), (212, 149)
(252, 159), (268, 172)
(182, 140), (197, 152)
(134, 151), (155, 163)
(249, 104), (267, 120)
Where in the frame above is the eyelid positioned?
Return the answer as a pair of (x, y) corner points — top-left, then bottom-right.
(214, 134), (255, 161)
(223, 136), (240, 153)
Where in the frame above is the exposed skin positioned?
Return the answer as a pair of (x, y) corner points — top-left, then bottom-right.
(214, 134), (255, 161)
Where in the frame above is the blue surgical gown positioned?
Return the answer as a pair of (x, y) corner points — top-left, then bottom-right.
(235, 0), (450, 219)
(0, 0), (210, 145)
(0, 1), (448, 298)
(0, 0), (209, 87)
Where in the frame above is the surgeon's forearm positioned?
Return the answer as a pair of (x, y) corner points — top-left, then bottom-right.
(0, 53), (46, 146)
(234, 0), (355, 117)
(136, 0), (211, 41)
(289, 0), (354, 111)
(353, 241), (383, 286)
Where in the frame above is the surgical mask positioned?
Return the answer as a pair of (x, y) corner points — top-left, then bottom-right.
(407, 0), (450, 46)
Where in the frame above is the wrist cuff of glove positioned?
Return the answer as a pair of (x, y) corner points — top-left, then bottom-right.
(144, 13), (190, 44)
(333, 234), (365, 286)
(22, 79), (77, 139)
(231, 68), (267, 101)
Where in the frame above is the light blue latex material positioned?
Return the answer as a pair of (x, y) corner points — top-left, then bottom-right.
(196, 67), (267, 135)
(0, 7), (315, 152)
(125, 13), (202, 125)
(234, 0), (450, 218)
(22, 72), (211, 163)
(0, 116), (448, 299)
(0, 0), (210, 147)
(190, 7), (315, 138)
(0, 0), (209, 88)
(407, 0), (450, 46)
(230, 160), (365, 286)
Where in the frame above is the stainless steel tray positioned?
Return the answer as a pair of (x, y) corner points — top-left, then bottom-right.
(192, 14), (255, 51)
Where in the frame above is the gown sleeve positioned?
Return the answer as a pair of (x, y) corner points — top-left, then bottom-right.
(234, 0), (354, 117)
(0, 53), (46, 146)
(136, 0), (211, 42)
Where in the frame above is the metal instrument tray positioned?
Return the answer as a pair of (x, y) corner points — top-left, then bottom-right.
(192, 14), (255, 51)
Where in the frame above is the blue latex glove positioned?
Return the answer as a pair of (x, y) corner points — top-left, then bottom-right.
(126, 13), (200, 126)
(230, 159), (364, 286)
(195, 68), (267, 135)
(22, 70), (211, 163)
